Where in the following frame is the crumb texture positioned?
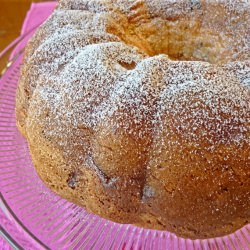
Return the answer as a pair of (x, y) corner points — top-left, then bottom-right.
(16, 0), (250, 239)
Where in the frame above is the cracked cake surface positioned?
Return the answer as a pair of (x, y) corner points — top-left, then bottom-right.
(16, 0), (250, 239)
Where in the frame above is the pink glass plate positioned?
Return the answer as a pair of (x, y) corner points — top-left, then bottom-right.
(0, 37), (250, 250)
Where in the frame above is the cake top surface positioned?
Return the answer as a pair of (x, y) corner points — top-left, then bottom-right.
(19, 0), (249, 166)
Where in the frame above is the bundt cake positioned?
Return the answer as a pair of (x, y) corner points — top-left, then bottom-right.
(16, 0), (250, 239)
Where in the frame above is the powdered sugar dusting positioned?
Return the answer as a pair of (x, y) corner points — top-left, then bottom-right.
(224, 60), (250, 88)
(157, 61), (250, 145)
(18, 0), (250, 174)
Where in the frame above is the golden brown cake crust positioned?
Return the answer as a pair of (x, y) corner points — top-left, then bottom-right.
(16, 0), (250, 239)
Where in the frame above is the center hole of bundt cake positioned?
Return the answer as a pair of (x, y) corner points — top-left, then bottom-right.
(121, 18), (228, 64)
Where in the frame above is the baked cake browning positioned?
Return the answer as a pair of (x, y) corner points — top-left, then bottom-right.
(16, 0), (250, 239)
